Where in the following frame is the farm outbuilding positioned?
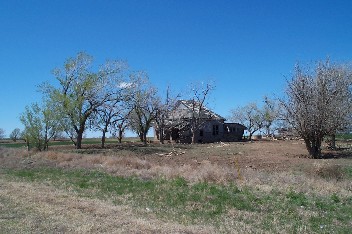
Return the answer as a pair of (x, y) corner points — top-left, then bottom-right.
(154, 100), (246, 143)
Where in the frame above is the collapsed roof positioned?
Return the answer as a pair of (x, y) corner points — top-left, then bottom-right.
(169, 100), (226, 121)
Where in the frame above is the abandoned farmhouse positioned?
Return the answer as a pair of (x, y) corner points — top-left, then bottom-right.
(154, 100), (246, 143)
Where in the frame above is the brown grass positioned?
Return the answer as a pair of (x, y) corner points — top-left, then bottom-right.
(2, 141), (351, 198)
(312, 161), (344, 180)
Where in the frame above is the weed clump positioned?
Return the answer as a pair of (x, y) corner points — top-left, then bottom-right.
(313, 163), (344, 181)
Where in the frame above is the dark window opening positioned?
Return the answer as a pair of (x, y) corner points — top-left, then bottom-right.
(212, 125), (219, 135)
(199, 129), (204, 137)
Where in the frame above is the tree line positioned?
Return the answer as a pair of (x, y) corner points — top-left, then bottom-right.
(6, 52), (352, 159)
(15, 52), (215, 150)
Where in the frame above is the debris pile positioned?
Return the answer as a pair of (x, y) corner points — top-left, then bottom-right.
(155, 148), (186, 156)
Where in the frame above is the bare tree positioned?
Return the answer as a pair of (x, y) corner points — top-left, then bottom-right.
(0, 128), (5, 139)
(91, 76), (137, 147)
(112, 108), (133, 143)
(282, 60), (352, 158)
(91, 99), (121, 148)
(127, 73), (158, 145)
(153, 87), (180, 144)
(262, 96), (280, 137)
(9, 128), (21, 142)
(230, 102), (263, 141)
(184, 82), (215, 144)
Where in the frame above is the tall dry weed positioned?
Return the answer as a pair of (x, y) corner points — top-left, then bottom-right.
(0, 147), (31, 169)
(145, 160), (238, 184)
(104, 157), (152, 170)
(39, 151), (79, 162)
(240, 167), (352, 197)
(0, 147), (28, 158)
(312, 162), (344, 180)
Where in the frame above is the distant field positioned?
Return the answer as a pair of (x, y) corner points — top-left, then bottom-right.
(1, 134), (351, 149)
(336, 133), (352, 140)
(0, 137), (154, 149)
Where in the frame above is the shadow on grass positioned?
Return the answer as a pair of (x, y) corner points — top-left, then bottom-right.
(322, 148), (352, 159)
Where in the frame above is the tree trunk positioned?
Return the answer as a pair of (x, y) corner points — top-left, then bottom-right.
(101, 130), (106, 148)
(249, 132), (253, 141)
(159, 128), (164, 144)
(44, 135), (48, 151)
(304, 138), (322, 159)
(139, 132), (144, 142)
(76, 129), (84, 149)
(143, 132), (147, 145)
(25, 138), (30, 151)
(44, 139), (49, 151)
(191, 129), (196, 144)
(266, 126), (271, 137)
(27, 142), (30, 151)
(68, 134), (77, 147)
(118, 129), (123, 143)
(330, 134), (336, 150)
(190, 124), (197, 144)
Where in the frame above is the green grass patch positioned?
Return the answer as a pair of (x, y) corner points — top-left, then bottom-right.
(3, 167), (352, 232)
(344, 166), (352, 179)
(0, 142), (28, 148)
(286, 190), (308, 206)
(336, 133), (352, 141)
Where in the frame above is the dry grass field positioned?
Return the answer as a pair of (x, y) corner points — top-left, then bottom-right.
(1, 140), (351, 233)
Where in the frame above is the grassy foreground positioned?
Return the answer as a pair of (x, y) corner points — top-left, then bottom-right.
(2, 167), (351, 233)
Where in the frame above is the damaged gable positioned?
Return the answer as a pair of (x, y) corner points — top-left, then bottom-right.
(154, 100), (246, 143)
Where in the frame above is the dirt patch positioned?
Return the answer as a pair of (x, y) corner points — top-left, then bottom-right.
(113, 140), (313, 172)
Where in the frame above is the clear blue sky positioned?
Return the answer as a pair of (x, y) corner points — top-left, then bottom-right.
(1, 0), (352, 137)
